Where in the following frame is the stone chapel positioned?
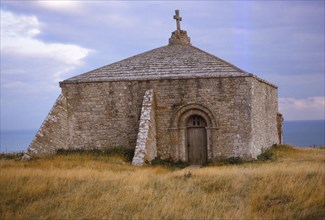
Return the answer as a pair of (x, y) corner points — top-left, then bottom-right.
(26, 10), (282, 165)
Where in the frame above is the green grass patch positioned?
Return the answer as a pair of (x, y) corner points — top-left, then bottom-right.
(208, 145), (298, 166)
(257, 148), (274, 161)
(56, 147), (134, 162)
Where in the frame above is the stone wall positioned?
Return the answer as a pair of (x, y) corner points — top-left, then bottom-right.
(250, 78), (279, 157)
(27, 94), (69, 157)
(61, 81), (146, 150)
(60, 76), (261, 160)
(29, 76), (278, 161)
(164, 77), (254, 160)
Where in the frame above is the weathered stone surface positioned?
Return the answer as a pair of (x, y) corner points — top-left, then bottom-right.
(169, 10), (191, 46)
(27, 76), (280, 161)
(169, 30), (191, 46)
(250, 78), (279, 158)
(21, 154), (31, 161)
(26, 94), (69, 158)
(132, 89), (157, 166)
(53, 76), (278, 161)
(60, 45), (251, 84)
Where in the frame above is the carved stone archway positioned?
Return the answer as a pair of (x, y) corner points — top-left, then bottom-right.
(169, 103), (217, 162)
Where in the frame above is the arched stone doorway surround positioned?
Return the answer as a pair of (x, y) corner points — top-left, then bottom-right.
(169, 103), (218, 162)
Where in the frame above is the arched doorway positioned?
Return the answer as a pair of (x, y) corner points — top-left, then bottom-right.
(187, 115), (207, 164)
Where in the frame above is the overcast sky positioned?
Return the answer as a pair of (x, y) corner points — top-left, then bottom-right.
(1, 1), (324, 130)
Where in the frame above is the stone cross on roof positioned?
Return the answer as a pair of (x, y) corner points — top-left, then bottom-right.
(169, 9), (191, 46)
(173, 10), (182, 31)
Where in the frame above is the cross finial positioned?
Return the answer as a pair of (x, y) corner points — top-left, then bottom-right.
(173, 10), (182, 31)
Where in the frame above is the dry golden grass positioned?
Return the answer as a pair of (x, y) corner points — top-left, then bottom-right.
(1, 146), (324, 219)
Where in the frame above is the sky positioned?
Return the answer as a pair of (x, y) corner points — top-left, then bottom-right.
(1, 1), (324, 130)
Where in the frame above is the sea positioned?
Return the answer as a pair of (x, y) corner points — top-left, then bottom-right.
(0, 120), (324, 153)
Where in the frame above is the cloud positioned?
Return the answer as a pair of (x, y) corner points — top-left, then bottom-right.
(0, 9), (94, 130)
(35, 0), (82, 13)
(1, 10), (40, 37)
(189, 1), (324, 78)
(1, 10), (92, 84)
(279, 97), (325, 120)
(2, 37), (90, 65)
(1, 10), (91, 65)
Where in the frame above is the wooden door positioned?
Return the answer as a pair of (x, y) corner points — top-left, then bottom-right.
(187, 115), (207, 165)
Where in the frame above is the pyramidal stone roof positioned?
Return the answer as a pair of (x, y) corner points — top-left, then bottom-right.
(62, 45), (251, 84)
(61, 10), (274, 87)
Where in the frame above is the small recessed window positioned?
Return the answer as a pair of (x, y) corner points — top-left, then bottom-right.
(187, 115), (207, 128)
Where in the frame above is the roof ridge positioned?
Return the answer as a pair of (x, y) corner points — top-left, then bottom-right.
(111, 45), (169, 63)
(62, 45), (170, 82)
(188, 45), (247, 73)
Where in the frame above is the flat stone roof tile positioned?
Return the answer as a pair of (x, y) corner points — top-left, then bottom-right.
(61, 45), (250, 84)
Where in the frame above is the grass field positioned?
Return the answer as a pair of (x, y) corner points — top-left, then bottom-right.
(0, 145), (324, 219)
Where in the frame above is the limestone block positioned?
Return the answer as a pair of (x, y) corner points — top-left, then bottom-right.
(132, 89), (157, 166)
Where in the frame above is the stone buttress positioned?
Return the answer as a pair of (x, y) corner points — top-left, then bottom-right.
(24, 94), (69, 159)
(132, 89), (157, 165)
